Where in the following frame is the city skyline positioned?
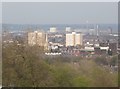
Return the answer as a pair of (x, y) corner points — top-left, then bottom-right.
(1, 1), (119, 88)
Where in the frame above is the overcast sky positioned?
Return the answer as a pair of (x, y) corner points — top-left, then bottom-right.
(2, 2), (118, 24)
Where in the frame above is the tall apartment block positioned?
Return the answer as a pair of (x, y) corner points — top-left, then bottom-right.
(66, 32), (83, 47)
(28, 31), (48, 50)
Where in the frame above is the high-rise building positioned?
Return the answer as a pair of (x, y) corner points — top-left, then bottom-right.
(28, 31), (48, 49)
(66, 32), (83, 47)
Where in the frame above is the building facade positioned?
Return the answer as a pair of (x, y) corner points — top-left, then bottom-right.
(28, 31), (48, 49)
(50, 27), (57, 33)
(66, 32), (83, 47)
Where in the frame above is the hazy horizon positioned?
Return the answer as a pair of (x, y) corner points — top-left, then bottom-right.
(2, 2), (118, 24)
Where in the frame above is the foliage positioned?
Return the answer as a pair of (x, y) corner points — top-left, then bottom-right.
(2, 43), (118, 87)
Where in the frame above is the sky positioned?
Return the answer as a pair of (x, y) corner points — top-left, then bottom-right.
(1, 0), (119, 2)
(2, 2), (118, 24)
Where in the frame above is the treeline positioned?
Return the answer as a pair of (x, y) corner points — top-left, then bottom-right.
(2, 43), (118, 87)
